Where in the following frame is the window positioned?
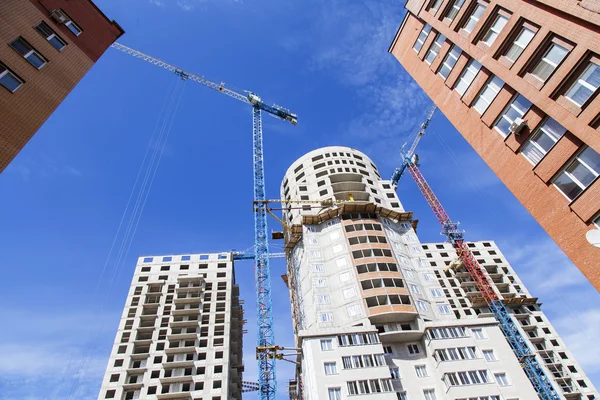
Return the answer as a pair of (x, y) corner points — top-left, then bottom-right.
(390, 367), (400, 380)
(483, 350), (497, 361)
(430, 288), (443, 297)
(324, 362), (337, 375)
(481, 14), (509, 46)
(9, 38), (46, 69)
(565, 62), (600, 106)
(407, 343), (420, 354)
(425, 33), (446, 65)
(464, 3), (487, 33)
(320, 339), (334, 351)
(505, 26), (535, 62)
(181, 255), (190, 261)
(347, 304), (362, 317)
(473, 76), (504, 114)
(414, 24), (432, 53)
(328, 388), (341, 400)
(439, 45), (463, 79)
(319, 312), (334, 322)
(314, 278), (327, 288)
(315, 294), (330, 304)
(472, 328), (485, 339)
(409, 284), (421, 294)
(521, 118), (566, 164)
(532, 42), (569, 82)
(0, 63), (23, 93)
(332, 243), (343, 253)
(554, 146), (600, 200)
(35, 21), (67, 50)
(143, 257), (153, 263)
(424, 389), (438, 400)
(384, 345), (394, 355)
(438, 304), (452, 314)
(423, 273), (435, 281)
(64, 15), (83, 36)
(417, 300), (429, 312)
(444, 370), (490, 387)
(446, 0), (466, 21)
(429, 0), (443, 12)
(494, 94), (532, 137)
(495, 373), (509, 386)
(343, 287), (357, 299)
(455, 59), (482, 95)
(105, 390), (116, 399)
(339, 272), (351, 282)
(312, 264), (325, 273)
(415, 365), (428, 377)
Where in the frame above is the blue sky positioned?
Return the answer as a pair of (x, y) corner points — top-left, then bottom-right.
(0, 0), (598, 398)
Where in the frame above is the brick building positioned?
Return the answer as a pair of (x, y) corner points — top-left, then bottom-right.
(0, 0), (123, 173)
(388, 0), (600, 290)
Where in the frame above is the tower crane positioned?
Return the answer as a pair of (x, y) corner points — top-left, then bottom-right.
(392, 110), (560, 399)
(110, 42), (297, 400)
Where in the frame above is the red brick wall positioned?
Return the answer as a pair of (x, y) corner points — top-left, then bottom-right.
(390, 9), (600, 290)
(0, 0), (122, 173)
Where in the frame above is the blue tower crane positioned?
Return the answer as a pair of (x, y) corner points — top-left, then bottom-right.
(392, 110), (560, 400)
(110, 42), (297, 400)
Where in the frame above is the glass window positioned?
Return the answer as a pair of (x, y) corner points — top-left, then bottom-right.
(438, 304), (452, 314)
(472, 328), (485, 339)
(494, 94), (532, 136)
(430, 0), (443, 12)
(593, 214), (600, 229)
(390, 367), (400, 379)
(481, 14), (509, 46)
(0, 64), (23, 93)
(455, 59), (482, 95)
(425, 33), (446, 65)
(35, 21), (66, 51)
(343, 287), (357, 299)
(65, 19), (82, 36)
(483, 350), (496, 361)
(464, 3), (487, 33)
(495, 373), (509, 386)
(417, 300), (429, 312)
(324, 362), (337, 375)
(532, 43), (569, 82)
(414, 24), (432, 53)
(347, 304), (362, 316)
(328, 388), (341, 400)
(553, 147), (600, 200)
(9, 38), (46, 69)
(473, 76), (505, 114)
(505, 26), (535, 62)
(447, 0), (466, 21)
(162, 256), (172, 262)
(320, 339), (333, 351)
(521, 118), (567, 164)
(424, 389), (438, 400)
(415, 365), (428, 377)
(319, 312), (334, 322)
(439, 45), (463, 79)
(565, 63), (600, 107)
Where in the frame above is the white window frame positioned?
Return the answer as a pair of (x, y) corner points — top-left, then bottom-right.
(438, 304), (452, 314)
(415, 365), (428, 377)
(446, 0), (466, 21)
(505, 26), (535, 62)
(439, 45), (462, 79)
(553, 146), (600, 200)
(10, 38), (46, 69)
(332, 243), (343, 253)
(483, 349), (497, 361)
(320, 339), (334, 351)
(339, 271), (351, 283)
(521, 118), (566, 165)
(0, 64), (23, 93)
(455, 59), (482, 96)
(424, 389), (438, 400)
(430, 288), (443, 297)
(390, 367), (400, 380)
(494, 94), (532, 137)
(319, 312), (334, 322)
(324, 362), (337, 375)
(425, 33), (446, 65)
(407, 343), (420, 355)
(417, 300), (429, 312)
(35, 21), (67, 51)
(473, 75), (504, 115)
(494, 372), (510, 386)
(315, 294), (331, 304)
(343, 287), (357, 299)
(311, 263), (325, 273)
(481, 14), (509, 46)
(328, 387), (341, 400)
(472, 328), (485, 339)
(347, 304), (362, 317)
(429, 0), (443, 12)
(565, 62), (600, 107)
(313, 278), (327, 288)
(531, 42), (569, 82)
(414, 24), (432, 53)
(409, 283), (421, 294)
(464, 3), (487, 33)
(65, 19), (82, 36)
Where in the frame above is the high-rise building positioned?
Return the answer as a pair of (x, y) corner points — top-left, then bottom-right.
(280, 147), (597, 400)
(98, 253), (244, 400)
(387, 0), (600, 290)
(0, 0), (123, 173)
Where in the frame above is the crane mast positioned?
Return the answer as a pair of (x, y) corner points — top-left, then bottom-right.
(111, 42), (297, 400)
(394, 114), (560, 400)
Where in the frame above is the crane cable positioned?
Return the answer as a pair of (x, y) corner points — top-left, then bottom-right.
(53, 76), (186, 400)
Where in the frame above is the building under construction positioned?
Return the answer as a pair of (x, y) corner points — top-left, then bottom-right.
(281, 146), (597, 400)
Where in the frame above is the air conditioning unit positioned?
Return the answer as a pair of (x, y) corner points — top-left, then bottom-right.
(50, 9), (69, 23)
(509, 117), (527, 135)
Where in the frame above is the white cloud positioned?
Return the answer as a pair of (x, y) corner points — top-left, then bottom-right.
(147, 0), (241, 11)
(5, 156), (82, 181)
(553, 308), (600, 374)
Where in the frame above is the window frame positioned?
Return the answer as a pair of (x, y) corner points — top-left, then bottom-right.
(520, 117), (567, 165)
(552, 146), (600, 201)
(455, 58), (482, 96)
(438, 44), (463, 79)
(414, 24), (433, 53)
(445, 0), (467, 21)
(480, 12), (510, 47)
(525, 36), (572, 86)
(9, 37), (47, 70)
(425, 33), (446, 65)
(472, 75), (505, 115)
(502, 22), (537, 64)
(35, 21), (67, 51)
(462, 1), (488, 34)
(494, 94), (532, 137)
(0, 62), (24, 93)
(564, 60), (600, 108)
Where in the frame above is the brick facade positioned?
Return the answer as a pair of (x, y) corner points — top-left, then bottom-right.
(0, 0), (123, 173)
(389, 0), (600, 289)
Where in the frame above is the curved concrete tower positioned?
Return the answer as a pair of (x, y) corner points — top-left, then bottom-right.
(280, 146), (544, 400)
